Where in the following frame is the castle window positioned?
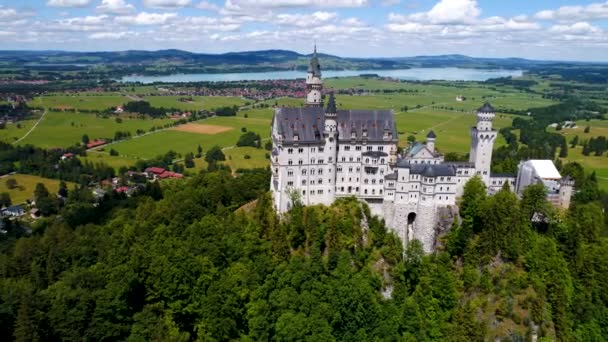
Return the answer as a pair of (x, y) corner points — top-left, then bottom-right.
(364, 189), (368, 194)
(372, 189), (376, 195)
(337, 167), (342, 172)
(349, 156), (354, 162)
(329, 157), (333, 162)
(288, 148), (293, 154)
(302, 169), (307, 175)
(318, 168), (323, 175)
(302, 180), (306, 185)
(365, 158), (370, 163)
(372, 179), (376, 185)
(349, 167), (353, 172)
(380, 190), (383, 195)
(380, 158), (385, 164)
(380, 179), (383, 184)
(298, 159), (303, 165)
(287, 181), (293, 186)
(318, 179), (323, 185)
(311, 169), (315, 175)
(364, 179), (369, 184)
(310, 180), (315, 185)
(357, 157), (361, 162)
(341, 177), (344, 182)
(311, 147), (315, 153)
(302, 190), (306, 195)
(355, 146), (362, 151)
(344, 146), (351, 151)
(378, 146), (384, 151)
(439, 196), (442, 200)
(318, 159), (324, 164)
(311, 158), (315, 164)
(288, 170), (294, 177)
(319, 147), (324, 152)
(367, 146), (373, 151)
(356, 167), (360, 172)
(288, 159), (293, 165)
(342, 157), (346, 162)
(298, 148), (304, 153)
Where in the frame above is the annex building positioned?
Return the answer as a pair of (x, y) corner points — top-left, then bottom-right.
(270, 47), (573, 252)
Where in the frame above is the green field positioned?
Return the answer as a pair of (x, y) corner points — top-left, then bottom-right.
(0, 119), (37, 143)
(108, 115), (270, 159)
(16, 111), (173, 148)
(34, 94), (247, 112)
(0, 174), (75, 204)
(36, 95), (126, 110)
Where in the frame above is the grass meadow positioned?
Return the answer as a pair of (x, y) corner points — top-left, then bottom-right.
(0, 174), (75, 204)
(16, 112), (173, 148)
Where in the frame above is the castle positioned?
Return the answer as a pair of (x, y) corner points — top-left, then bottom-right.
(270, 47), (573, 252)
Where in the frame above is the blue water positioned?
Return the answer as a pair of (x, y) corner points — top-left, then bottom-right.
(120, 67), (523, 83)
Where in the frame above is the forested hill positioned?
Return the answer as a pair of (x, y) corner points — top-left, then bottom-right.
(0, 49), (570, 71)
(0, 169), (607, 340)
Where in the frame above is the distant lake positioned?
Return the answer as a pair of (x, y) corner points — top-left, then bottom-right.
(120, 67), (523, 83)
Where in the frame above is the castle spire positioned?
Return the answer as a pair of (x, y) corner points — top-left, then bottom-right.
(326, 91), (336, 114)
(305, 45), (323, 107)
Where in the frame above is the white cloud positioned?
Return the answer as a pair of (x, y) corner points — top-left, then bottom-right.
(224, 0), (368, 11)
(89, 31), (131, 39)
(115, 12), (177, 25)
(276, 11), (337, 27)
(96, 0), (136, 14)
(412, 0), (481, 24)
(0, 6), (18, 21)
(535, 2), (608, 22)
(47, 0), (92, 7)
(196, 1), (220, 11)
(549, 22), (603, 35)
(142, 0), (191, 8)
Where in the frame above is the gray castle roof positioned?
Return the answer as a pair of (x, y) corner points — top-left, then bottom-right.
(477, 102), (495, 113)
(273, 107), (325, 143)
(274, 107), (398, 144)
(396, 159), (457, 177)
(426, 130), (436, 139)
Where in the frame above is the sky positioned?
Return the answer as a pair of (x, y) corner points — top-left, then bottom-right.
(1, 0), (608, 61)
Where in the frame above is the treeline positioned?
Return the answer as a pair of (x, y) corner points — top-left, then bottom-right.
(122, 101), (180, 118)
(0, 142), (115, 185)
(0, 168), (606, 340)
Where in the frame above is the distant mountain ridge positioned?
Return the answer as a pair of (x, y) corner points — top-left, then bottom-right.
(0, 49), (602, 78)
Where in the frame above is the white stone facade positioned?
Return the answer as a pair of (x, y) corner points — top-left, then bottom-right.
(270, 48), (573, 253)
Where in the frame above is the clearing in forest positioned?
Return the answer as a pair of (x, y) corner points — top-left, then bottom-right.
(172, 123), (234, 135)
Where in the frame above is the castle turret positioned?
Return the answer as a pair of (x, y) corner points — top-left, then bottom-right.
(306, 45), (323, 107)
(469, 102), (497, 184)
(324, 92), (338, 204)
(426, 130), (436, 153)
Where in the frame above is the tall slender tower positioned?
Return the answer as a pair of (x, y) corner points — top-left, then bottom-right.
(306, 45), (323, 107)
(323, 92), (338, 204)
(469, 103), (497, 184)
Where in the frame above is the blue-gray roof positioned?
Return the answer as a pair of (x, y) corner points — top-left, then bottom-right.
(396, 160), (457, 177)
(362, 151), (388, 158)
(477, 102), (495, 113)
(274, 107), (398, 144)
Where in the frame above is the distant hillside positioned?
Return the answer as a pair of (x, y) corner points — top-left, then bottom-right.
(0, 49), (601, 79)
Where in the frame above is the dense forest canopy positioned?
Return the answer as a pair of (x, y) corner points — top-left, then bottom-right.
(0, 166), (606, 341)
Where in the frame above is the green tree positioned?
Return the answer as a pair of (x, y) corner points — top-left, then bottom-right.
(184, 153), (195, 168)
(82, 134), (90, 145)
(205, 145), (226, 164)
(5, 178), (17, 190)
(0, 192), (11, 207)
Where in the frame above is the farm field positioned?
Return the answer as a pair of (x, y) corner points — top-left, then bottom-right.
(145, 96), (246, 111)
(36, 95), (126, 111)
(0, 119), (37, 143)
(0, 174), (75, 204)
(109, 115), (270, 159)
(16, 111), (173, 148)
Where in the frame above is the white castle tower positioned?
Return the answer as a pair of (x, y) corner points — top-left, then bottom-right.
(306, 45), (323, 107)
(469, 103), (497, 184)
(323, 92), (338, 204)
